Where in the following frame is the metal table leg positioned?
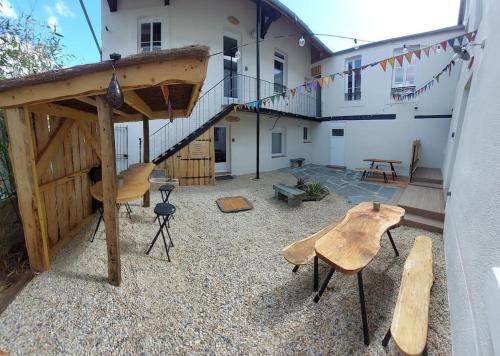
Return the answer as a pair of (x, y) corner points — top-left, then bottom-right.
(357, 271), (370, 346)
(386, 230), (399, 256)
(90, 206), (104, 242)
(313, 266), (335, 303)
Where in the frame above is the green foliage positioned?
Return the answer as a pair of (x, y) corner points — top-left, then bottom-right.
(0, 112), (14, 200)
(0, 11), (70, 79)
(305, 181), (328, 197)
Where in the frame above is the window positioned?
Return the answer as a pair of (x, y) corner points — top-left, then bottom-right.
(271, 128), (286, 157)
(332, 129), (344, 136)
(273, 51), (287, 93)
(345, 56), (362, 101)
(303, 127), (310, 142)
(139, 19), (162, 52)
(391, 45), (419, 97)
(223, 34), (239, 98)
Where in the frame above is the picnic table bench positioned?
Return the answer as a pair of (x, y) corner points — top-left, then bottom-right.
(290, 158), (305, 168)
(382, 235), (433, 355)
(273, 183), (305, 207)
(357, 167), (395, 183)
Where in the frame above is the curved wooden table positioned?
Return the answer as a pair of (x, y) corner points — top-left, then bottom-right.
(313, 202), (405, 345)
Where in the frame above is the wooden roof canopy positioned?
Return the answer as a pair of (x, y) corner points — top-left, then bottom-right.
(0, 45), (210, 122)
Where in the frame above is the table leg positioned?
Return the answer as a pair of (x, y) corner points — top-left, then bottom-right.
(386, 230), (399, 256)
(390, 163), (397, 178)
(90, 207), (104, 242)
(357, 271), (370, 346)
(314, 256), (319, 292)
(382, 329), (391, 346)
(313, 266), (335, 303)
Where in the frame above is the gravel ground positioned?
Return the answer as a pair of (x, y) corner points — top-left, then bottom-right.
(0, 170), (451, 355)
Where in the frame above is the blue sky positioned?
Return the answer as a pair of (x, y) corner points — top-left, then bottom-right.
(1, 0), (461, 66)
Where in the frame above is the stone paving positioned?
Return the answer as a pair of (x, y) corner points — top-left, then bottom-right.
(283, 164), (398, 204)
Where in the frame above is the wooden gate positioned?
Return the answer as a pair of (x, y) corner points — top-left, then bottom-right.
(158, 128), (215, 186)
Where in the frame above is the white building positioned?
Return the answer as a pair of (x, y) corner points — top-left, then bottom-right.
(101, 0), (461, 178)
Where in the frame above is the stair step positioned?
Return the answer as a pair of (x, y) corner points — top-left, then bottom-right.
(409, 181), (443, 189)
(402, 213), (444, 233)
(399, 204), (445, 221)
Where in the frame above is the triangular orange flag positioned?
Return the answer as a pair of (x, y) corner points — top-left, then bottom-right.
(379, 59), (388, 71)
(395, 55), (404, 66)
(388, 57), (395, 68)
(423, 47), (431, 57)
(404, 52), (413, 64)
(414, 49), (421, 59)
(323, 76), (331, 86)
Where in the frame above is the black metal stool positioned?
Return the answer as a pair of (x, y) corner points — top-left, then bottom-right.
(146, 203), (176, 261)
(154, 184), (175, 223)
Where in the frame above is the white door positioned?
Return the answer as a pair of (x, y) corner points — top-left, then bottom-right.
(214, 125), (230, 173)
(330, 124), (345, 167)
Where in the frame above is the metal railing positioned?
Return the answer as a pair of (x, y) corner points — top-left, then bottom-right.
(150, 73), (321, 161)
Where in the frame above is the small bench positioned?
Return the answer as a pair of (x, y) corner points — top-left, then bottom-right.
(357, 168), (395, 183)
(290, 158), (305, 168)
(273, 183), (305, 207)
(382, 235), (433, 355)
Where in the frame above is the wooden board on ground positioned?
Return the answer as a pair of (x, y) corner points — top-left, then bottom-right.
(282, 217), (343, 266)
(216, 196), (253, 213)
(315, 202), (405, 274)
(391, 235), (433, 355)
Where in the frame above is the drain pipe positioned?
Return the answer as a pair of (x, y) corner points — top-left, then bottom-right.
(255, 0), (261, 180)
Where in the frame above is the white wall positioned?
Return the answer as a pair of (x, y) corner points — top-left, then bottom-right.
(101, 0), (316, 166)
(221, 112), (319, 176)
(441, 0), (500, 354)
(315, 28), (463, 174)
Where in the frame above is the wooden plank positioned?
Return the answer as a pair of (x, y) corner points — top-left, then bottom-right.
(75, 120), (101, 160)
(63, 131), (77, 229)
(38, 168), (92, 192)
(282, 218), (343, 266)
(29, 103), (98, 122)
(76, 96), (140, 121)
(391, 235), (433, 355)
(49, 215), (93, 258)
(50, 117), (70, 240)
(143, 117), (150, 207)
(123, 90), (154, 119)
(96, 95), (121, 286)
(70, 125), (84, 223)
(79, 123), (90, 218)
(0, 57), (208, 108)
(315, 203), (405, 274)
(32, 113), (56, 243)
(36, 118), (74, 174)
(3, 107), (50, 271)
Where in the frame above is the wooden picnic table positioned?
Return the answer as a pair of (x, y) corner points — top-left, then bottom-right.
(313, 202), (405, 345)
(363, 158), (402, 177)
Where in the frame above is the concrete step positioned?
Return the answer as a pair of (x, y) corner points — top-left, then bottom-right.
(399, 204), (445, 222)
(402, 213), (444, 233)
(411, 167), (443, 185)
(409, 181), (443, 189)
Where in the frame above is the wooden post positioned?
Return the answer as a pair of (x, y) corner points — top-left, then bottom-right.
(3, 107), (50, 271)
(142, 117), (150, 207)
(95, 96), (121, 286)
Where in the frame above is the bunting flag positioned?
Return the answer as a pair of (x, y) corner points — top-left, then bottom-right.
(404, 52), (413, 64)
(395, 55), (404, 66)
(234, 31), (477, 111)
(379, 59), (388, 71)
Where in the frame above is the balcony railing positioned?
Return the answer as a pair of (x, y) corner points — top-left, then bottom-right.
(150, 74), (321, 161)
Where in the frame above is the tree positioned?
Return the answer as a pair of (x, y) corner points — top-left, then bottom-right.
(0, 7), (72, 198)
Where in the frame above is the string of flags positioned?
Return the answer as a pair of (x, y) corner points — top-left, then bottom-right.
(234, 30), (477, 111)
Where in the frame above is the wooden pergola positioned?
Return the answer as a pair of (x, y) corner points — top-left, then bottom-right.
(0, 45), (209, 286)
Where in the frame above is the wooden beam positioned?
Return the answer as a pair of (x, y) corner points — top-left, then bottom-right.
(76, 97), (141, 121)
(114, 109), (186, 122)
(29, 103), (98, 122)
(3, 107), (50, 271)
(0, 57), (208, 108)
(186, 83), (202, 117)
(123, 90), (154, 119)
(36, 119), (74, 174)
(75, 120), (101, 160)
(143, 117), (150, 207)
(95, 96), (121, 286)
(39, 167), (93, 192)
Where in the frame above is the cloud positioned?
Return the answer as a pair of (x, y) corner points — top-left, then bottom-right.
(44, 5), (61, 32)
(0, 0), (18, 18)
(55, 0), (75, 18)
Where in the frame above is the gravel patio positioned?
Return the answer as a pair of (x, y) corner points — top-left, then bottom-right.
(0, 170), (450, 355)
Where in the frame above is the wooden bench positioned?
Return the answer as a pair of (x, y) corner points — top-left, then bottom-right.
(357, 168), (395, 183)
(290, 158), (305, 168)
(382, 235), (434, 355)
(273, 183), (305, 207)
